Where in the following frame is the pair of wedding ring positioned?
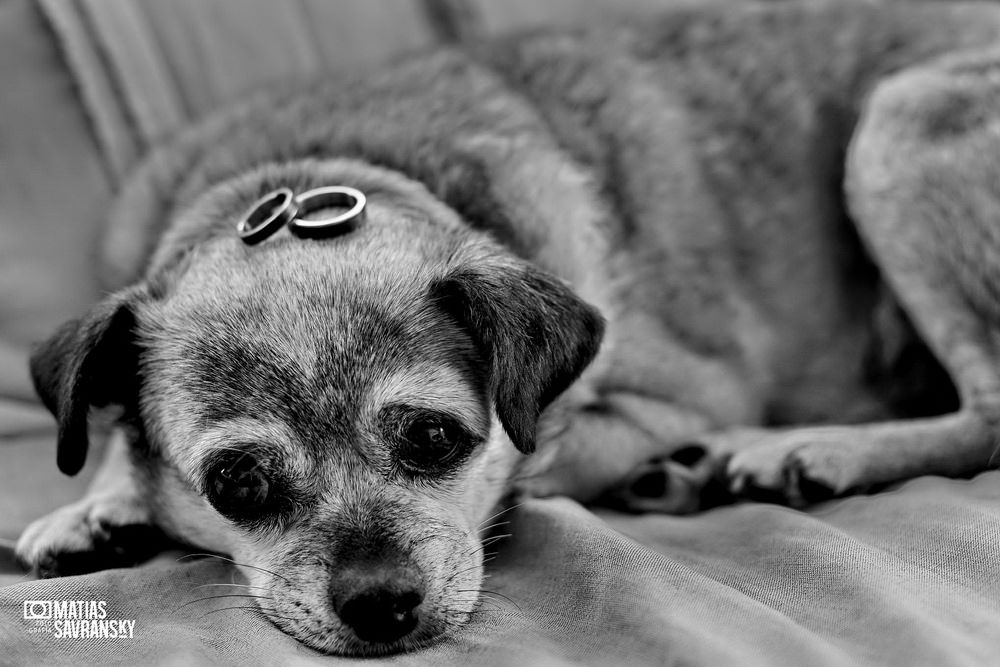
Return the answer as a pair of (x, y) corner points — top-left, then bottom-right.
(236, 186), (367, 245)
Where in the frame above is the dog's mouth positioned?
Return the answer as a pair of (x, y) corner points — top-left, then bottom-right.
(258, 578), (484, 656)
(263, 605), (461, 657)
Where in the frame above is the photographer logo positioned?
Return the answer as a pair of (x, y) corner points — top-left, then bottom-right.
(21, 599), (136, 639)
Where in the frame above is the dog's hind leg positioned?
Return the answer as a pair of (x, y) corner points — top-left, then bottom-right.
(721, 50), (1000, 505)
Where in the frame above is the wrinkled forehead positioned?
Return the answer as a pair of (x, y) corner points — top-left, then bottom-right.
(140, 245), (487, 447)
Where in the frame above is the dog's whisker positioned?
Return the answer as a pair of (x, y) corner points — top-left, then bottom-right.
(474, 596), (510, 613)
(476, 502), (524, 531)
(190, 582), (272, 592)
(196, 605), (292, 621)
(460, 591), (503, 605)
(479, 533), (512, 549)
(468, 606), (502, 618)
(174, 593), (275, 613)
(465, 588), (522, 612)
(457, 596), (503, 613)
(250, 607), (302, 623)
(477, 520), (511, 534)
(444, 560), (487, 585)
(459, 532), (513, 561)
(259, 615), (301, 624)
(178, 553), (293, 584)
(988, 439), (1000, 468)
(479, 588), (520, 609)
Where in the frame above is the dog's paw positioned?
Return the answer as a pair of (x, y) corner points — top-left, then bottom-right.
(16, 494), (165, 578)
(725, 428), (864, 506)
(601, 444), (731, 514)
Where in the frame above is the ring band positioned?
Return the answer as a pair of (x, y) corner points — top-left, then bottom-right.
(237, 188), (297, 245)
(289, 186), (367, 239)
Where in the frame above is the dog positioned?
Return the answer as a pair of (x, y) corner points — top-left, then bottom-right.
(16, 0), (1000, 655)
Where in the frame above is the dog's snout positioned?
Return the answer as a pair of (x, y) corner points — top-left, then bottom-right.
(335, 585), (423, 643)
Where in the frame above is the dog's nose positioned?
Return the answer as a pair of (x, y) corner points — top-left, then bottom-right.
(335, 586), (423, 643)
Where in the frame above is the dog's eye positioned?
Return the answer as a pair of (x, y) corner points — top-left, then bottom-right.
(398, 420), (465, 473)
(207, 453), (271, 516)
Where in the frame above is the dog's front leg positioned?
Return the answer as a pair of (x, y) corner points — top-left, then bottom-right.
(16, 428), (166, 577)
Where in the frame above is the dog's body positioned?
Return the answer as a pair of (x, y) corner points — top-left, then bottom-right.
(17, 0), (1000, 655)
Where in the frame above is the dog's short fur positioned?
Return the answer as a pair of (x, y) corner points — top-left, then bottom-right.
(17, 0), (1000, 655)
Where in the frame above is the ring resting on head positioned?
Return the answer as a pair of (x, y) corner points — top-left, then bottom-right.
(236, 185), (367, 245)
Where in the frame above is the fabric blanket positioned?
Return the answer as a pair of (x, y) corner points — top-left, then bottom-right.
(2, 0), (999, 664)
(4, 475), (1000, 665)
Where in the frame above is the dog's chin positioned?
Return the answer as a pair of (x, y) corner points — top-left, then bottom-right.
(274, 617), (457, 657)
(260, 591), (480, 657)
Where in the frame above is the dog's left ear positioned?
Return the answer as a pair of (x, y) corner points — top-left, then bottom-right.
(431, 258), (604, 453)
(30, 286), (147, 476)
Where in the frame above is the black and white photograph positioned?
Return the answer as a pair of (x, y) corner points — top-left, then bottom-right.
(1, 0), (999, 664)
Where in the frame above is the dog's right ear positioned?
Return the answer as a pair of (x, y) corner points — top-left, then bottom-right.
(30, 286), (147, 476)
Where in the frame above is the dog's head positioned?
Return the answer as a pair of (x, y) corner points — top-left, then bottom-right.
(30, 161), (603, 654)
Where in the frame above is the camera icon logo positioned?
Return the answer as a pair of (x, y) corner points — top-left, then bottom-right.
(23, 601), (52, 620)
